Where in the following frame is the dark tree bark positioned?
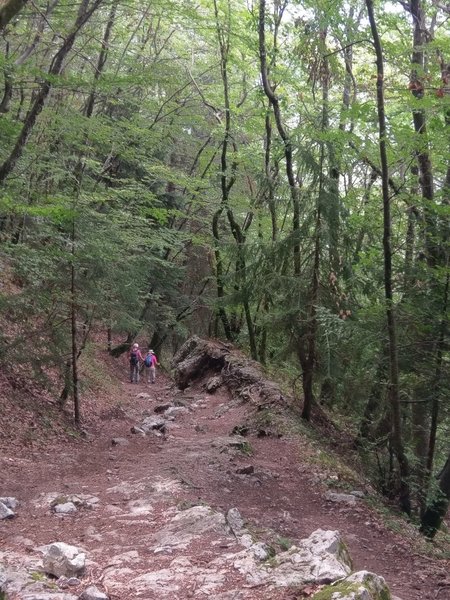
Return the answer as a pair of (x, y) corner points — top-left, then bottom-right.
(365, 0), (411, 514)
(420, 452), (450, 538)
(212, 208), (233, 341)
(258, 0), (300, 275)
(409, 0), (437, 266)
(84, 2), (116, 118)
(70, 218), (80, 425)
(212, 0), (257, 354)
(0, 0), (28, 29)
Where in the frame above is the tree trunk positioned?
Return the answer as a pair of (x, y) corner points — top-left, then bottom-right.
(365, 0), (411, 514)
(0, 0), (28, 29)
(84, 3), (116, 118)
(420, 452), (450, 538)
(409, 0), (437, 266)
(71, 218), (80, 425)
(258, 0), (300, 275)
(212, 209), (233, 341)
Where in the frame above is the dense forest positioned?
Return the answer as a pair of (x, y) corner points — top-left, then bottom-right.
(0, 0), (449, 537)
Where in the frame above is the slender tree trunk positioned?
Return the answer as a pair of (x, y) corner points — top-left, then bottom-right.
(426, 269), (449, 474)
(107, 326), (112, 353)
(0, 0), (103, 184)
(264, 113), (278, 242)
(84, 3), (116, 119)
(71, 218), (80, 425)
(421, 451), (450, 538)
(356, 349), (388, 445)
(259, 0), (300, 275)
(212, 208), (233, 341)
(212, 0), (256, 348)
(365, 0), (411, 514)
(409, 0), (437, 266)
(301, 206), (321, 420)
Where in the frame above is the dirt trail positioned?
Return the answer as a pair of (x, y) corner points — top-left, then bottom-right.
(1, 361), (449, 599)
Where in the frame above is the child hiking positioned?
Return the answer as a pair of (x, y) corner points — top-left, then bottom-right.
(144, 349), (159, 384)
(129, 343), (144, 383)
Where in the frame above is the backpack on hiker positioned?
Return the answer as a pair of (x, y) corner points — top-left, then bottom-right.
(145, 354), (153, 367)
(130, 351), (139, 366)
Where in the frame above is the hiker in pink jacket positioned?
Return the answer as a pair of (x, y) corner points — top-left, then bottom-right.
(129, 343), (144, 383)
(144, 349), (159, 384)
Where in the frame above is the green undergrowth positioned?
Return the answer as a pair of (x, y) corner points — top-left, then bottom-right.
(312, 581), (391, 600)
(246, 401), (450, 561)
(80, 341), (119, 397)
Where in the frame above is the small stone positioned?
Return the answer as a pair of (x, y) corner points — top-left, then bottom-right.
(206, 375), (223, 393)
(236, 465), (254, 475)
(250, 542), (272, 561)
(325, 492), (358, 505)
(79, 585), (109, 600)
(350, 490), (365, 498)
(140, 416), (166, 433)
(130, 426), (145, 434)
(54, 502), (77, 515)
(0, 501), (14, 519)
(0, 496), (18, 510)
(111, 437), (129, 446)
(226, 508), (246, 535)
(154, 403), (173, 414)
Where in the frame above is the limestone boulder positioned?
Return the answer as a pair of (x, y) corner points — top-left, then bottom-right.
(42, 543), (86, 578)
(269, 529), (352, 586)
(312, 570), (392, 599)
(231, 528), (352, 588)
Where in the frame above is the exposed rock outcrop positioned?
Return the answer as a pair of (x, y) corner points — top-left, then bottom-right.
(171, 336), (284, 407)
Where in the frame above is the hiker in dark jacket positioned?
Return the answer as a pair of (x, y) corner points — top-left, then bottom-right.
(129, 343), (144, 383)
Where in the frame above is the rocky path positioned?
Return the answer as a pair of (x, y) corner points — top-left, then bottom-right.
(1, 369), (449, 599)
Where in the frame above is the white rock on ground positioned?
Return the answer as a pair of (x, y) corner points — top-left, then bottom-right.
(0, 496), (18, 510)
(42, 543), (86, 578)
(0, 500), (15, 519)
(325, 492), (359, 505)
(232, 528), (352, 587)
(312, 570), (392, 599)
(79, 585), (109, 600)
(152, 505), (230, 551)
(54, 502), (77, 515)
